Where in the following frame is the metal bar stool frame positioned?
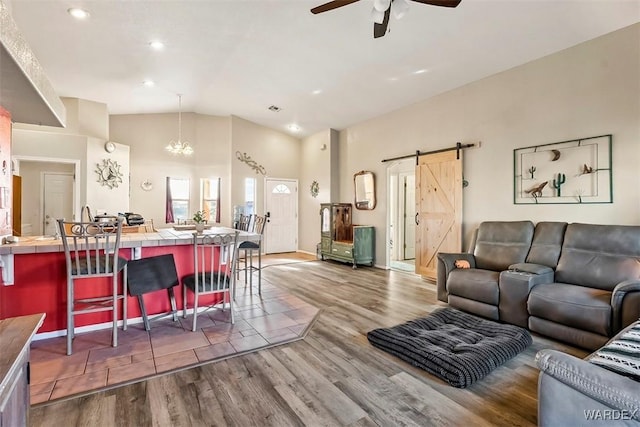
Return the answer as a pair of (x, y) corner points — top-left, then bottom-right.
(182, 231), (239, 331)
(58, 218), (128, 355)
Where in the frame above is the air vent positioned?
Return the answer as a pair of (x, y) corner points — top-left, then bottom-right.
(268, 105), (282, 112)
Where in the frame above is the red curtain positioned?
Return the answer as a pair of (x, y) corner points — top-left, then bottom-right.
(165, 177), (174, 223)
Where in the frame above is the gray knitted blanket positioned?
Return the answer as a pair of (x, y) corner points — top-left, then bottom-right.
(367, 307), (532, 388)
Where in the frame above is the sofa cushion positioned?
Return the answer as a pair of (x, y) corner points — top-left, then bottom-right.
(525, 221), (567, 268)
(528, 283), (612, 336)
(555, 223), (640, 291)
(447, 269), (499, 305)
(473, 221), (534, 271)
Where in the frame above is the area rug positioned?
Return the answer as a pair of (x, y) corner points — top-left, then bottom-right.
(367, 307), (532, 388)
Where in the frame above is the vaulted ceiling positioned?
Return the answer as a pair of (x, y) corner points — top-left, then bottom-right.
(5, 0), (640, 136)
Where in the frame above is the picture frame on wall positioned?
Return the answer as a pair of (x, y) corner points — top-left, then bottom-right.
(513, 134), (612, 204)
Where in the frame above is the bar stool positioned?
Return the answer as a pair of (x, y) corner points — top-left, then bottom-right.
(58, 218), (128, 355)
(236, 215), (266, 297)
(182, 231), (239, 331)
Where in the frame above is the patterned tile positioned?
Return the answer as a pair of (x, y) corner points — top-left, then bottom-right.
(50, 370), (108, 400)
(29, 257), (319, 404)
(194, 342), (237, 362)
(107, 359), (156, 385)
(155, 349), (199, 373)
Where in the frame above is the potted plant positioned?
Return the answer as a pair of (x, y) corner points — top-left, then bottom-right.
(192, 210), (206, 234)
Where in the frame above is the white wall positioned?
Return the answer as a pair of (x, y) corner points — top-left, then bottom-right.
(336, 23), (640, 266)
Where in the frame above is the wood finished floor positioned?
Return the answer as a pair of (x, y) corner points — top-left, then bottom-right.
(30, 255), (588, 427)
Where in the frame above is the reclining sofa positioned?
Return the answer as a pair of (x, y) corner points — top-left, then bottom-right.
(437, 221), (640, 350)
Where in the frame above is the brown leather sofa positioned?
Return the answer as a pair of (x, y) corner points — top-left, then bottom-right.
(437, 221), (640, 350)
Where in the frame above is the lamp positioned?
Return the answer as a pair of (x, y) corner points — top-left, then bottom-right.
(392, 0), (409, 19)
(165, 94), (193, 156)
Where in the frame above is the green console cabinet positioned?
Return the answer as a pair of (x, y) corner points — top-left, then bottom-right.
(320, 203), (374, 268)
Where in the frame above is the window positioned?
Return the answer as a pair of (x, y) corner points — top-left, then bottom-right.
(200, 178), (220, 223)
(166, 177), (190, 223)
(244, 177), (256, 216)
(272, 184), (291, 194)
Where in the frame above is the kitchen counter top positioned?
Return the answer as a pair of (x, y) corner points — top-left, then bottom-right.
(0, 227), (259, 255)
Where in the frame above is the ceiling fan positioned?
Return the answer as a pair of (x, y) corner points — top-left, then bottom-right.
(311, 0), (461, 38)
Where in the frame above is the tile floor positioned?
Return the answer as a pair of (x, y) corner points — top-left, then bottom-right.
(30, 254), (319, 404)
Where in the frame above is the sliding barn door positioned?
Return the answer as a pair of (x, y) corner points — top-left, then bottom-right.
(415, 150), (463, 279)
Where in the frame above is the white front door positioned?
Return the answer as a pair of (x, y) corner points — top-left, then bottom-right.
(403, 173), (416, 260)
(43, 172), (74, 235)
(264, 178), (298, 254)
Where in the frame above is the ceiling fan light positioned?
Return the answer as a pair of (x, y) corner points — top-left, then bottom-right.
(392, 0), (409, 19)
(371, 7), (385, 24)
(373, 0), (391, 13)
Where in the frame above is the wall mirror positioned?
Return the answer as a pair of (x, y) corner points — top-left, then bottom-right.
(354, 170), (376, 210)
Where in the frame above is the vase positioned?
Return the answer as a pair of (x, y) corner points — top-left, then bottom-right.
(195, 223), (205, 235)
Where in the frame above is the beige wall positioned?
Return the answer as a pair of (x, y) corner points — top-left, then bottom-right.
(110, 113), (301, 229)
(299, 129), (334, 254)
(230, 115), (301, 218)
(336, 23), (640, 266)
(109, 113), (232, 227)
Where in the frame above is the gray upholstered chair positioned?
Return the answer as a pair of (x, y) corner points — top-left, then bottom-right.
(436, 221), (534, 320)
(528, 223), (640, 350)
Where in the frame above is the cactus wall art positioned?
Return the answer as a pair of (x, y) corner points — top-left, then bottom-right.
(513, 134), (612, 204)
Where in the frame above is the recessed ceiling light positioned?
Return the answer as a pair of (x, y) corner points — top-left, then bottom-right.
(413, 69), (429, 75)
(143, 80), (155, 87)
(312, 89), (322, 95)
(388, 77), (398, 82)
(149, 41), (165, 50)
(67, 8), (90, 19)
(288, 124), (300, 132)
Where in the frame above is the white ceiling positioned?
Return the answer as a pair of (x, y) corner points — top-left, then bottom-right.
(5, 0), (640, 137)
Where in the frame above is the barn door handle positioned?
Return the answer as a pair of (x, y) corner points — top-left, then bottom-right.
(415, 213), (419, 225)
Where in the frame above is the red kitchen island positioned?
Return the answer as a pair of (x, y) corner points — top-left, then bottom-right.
(0, 227), (259, 338)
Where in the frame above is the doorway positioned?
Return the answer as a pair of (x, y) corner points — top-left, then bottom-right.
(387, 159), (416, 273)
(13, 156), (80, 236)
(42, 172), (74, 235)
(264, 178), (298, 254)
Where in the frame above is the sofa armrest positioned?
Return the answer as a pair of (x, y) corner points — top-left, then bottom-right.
(436, 253), (476, 302)
(508, 262), (554, 276)
(611, 280), (640, 332)
(536, 349), (640, 419)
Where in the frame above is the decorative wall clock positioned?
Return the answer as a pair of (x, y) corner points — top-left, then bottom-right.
(104, 141), (116, 153)
(95, 158), (123, 189)
(140, 179), (153, 191)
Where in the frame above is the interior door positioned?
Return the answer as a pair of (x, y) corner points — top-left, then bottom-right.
(42, 173), (74, 235)
(264, 178), (298, 254)
(403, 174), (416, 260)
(415, 150), (463, 279)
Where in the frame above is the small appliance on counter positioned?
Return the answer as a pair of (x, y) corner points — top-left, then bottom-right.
(121, 212), (145, 226)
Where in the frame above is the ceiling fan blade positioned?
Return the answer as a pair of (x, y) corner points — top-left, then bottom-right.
(373, 7), (391, 38)
(409, 0), (462, 7)
(311, 0), (361, 14)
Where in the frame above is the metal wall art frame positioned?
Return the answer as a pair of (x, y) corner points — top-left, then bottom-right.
(514, 134), (612, 204)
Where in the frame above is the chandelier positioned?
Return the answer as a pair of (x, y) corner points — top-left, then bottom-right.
(165, 94), (193, 155)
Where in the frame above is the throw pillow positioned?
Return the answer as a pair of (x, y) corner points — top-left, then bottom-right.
(589, 322), (640, 381)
